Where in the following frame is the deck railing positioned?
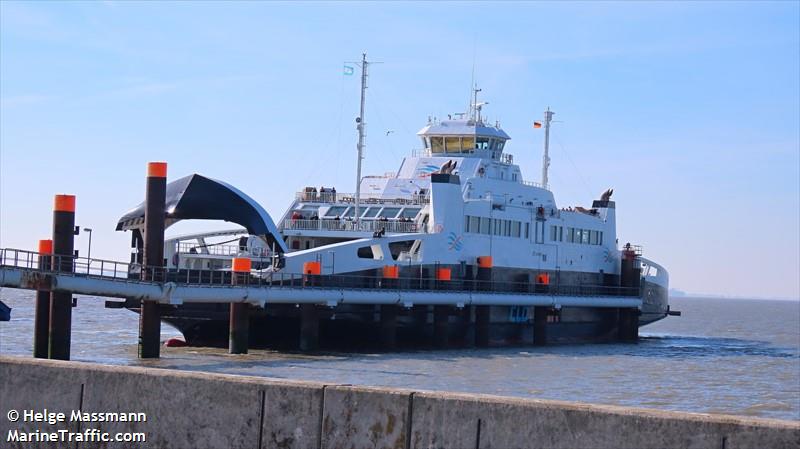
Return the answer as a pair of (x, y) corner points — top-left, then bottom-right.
(176, 242), (270, 258)
(282, 219), (422, 234)
(295, 191), (429, 205)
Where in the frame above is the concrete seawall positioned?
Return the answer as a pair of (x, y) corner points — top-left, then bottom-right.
(1, 356), (797, 448)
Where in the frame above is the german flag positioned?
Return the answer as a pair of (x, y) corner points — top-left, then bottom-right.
(533, 122), (542, 128)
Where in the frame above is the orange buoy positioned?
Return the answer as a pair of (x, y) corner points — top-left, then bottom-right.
(382, 265), (399, 279)
(303, 261), (321, 275)
(536, 273), (550, 285)
(232, 257), (252, 273)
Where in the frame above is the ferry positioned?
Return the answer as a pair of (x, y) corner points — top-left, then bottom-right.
(114, 56), (672, 349)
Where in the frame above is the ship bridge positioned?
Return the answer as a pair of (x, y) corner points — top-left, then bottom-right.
(417, 118), (511, 161)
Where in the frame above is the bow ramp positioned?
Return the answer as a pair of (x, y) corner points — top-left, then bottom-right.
(116, 173), (287, 253)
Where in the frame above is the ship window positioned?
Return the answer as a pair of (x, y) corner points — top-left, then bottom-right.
(378, 207), (401, 218)
(423, 137), (430, 149)
(599, 231), (603, 245)
(582, 229), (590, 244)
(470, 216), (480, 233)
(476, 137), (490, 150)
(493, 219), (501, 236)
(480, 217), (490, 234)
(535, 221), (544, 243)
(559, 226), (563, 242)
(343, 207), (355, 218)
(445, 136), (460, 152)
(430, 137), (444, 153)
(357, 246), (374, 259)
(324, 206), (347, 217)
(590, 230), (597, 245)
(496, 140), (505, 151)
(525, 222), (530, 239)
(550, 225), (558, 241)
(399, 208), (421, 219)
(504, 220), (511, 237)
(461, 137), (474, 153)
(464, 216), (470, 232)
(389, 240), (415, 260)
(362, 207), (380, 218)
(512, 221), (521, 238)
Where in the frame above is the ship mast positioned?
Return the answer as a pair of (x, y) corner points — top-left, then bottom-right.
(354, 53), (369, 226)
(541, 107), (554, 189)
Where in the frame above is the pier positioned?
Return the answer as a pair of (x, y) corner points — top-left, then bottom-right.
(1, 356), (797, 449)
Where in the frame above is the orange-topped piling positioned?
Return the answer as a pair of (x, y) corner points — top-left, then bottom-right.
(38, 239), (53, 255)
(147, 161), (168, 178)
(34, 239), (53, 358)
(53, 195), (75, 213)
(229, 257), (251, 354)
(49, 195), (76, 360)
(140, 162), (167, 359)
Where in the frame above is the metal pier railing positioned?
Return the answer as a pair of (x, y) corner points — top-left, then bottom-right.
(0, 248), (642, 309)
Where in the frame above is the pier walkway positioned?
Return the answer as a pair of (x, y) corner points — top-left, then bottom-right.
(0, 248), (641, 309)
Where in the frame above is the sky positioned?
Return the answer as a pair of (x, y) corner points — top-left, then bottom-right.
(1, 1), (798, 299)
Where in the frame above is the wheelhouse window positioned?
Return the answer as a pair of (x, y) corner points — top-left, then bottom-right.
(476, 137), (490, 150)
(430, 137), (444, 153)
(445, 136), (460, 152)
(461, 137), (475, 153)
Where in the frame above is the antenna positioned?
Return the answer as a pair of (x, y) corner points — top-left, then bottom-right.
(469, 86), (482, 123)
(542, 107), (555, 189)
(353, 53), (370, 225)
